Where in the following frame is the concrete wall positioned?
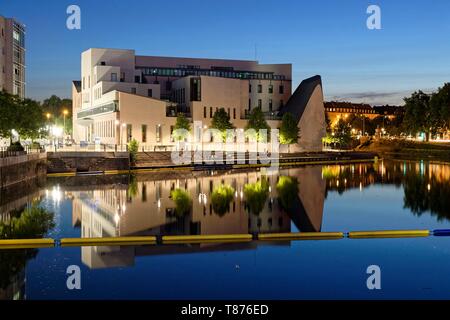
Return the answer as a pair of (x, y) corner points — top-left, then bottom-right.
(47, 152), (129, 173)
(0, 153), (47, 188)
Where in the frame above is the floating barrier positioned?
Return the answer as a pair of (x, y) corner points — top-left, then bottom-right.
(258, 232), (344, 241)
(60, 236), (157, 247)
(348, 230), (430, 239)
(0, 238), (55, 249)
(433, 229), (450, 237)
(162, 234), (253, 244)
(3, 228), (450, 250)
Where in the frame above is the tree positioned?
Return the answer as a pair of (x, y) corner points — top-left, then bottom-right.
(0, 91), (45, 141)
(430, 83), (450, 135)
(403, 91), (432, 140)
(211, 184), (235, 216)
(211, 108), (234, 141)
(42, 95), (73, 135)
(17, 98), (45, 140)
(243, 178), (270, 215)
(128, 138), (139, 165)
(334, 119), (352, 148)
(279, 112), (299, 152)
(172, 113), (191, 142)
(245, 107), (270, 142)
(170, 189), (192, 216)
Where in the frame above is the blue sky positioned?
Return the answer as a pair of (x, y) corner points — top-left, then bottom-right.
(1, 0), (450, 105)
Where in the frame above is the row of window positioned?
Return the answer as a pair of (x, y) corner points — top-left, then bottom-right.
(203, 106), (237, 120)
(248, 99), (283, 111)
(139, 67), (287, 81)
(250, 84), (284, 94)
(326, 107), (376, 114)
(95, 120), (116, 138)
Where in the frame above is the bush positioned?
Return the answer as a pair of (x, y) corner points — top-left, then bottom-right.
(128, 139), (139, 164)
(6, 141), (24, 152)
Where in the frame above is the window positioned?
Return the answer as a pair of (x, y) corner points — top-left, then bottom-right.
(170, 126), (174, 142)
(269, 99), (273, 111)
(156, 125), (161, 143)
(249, 84), (252, 93)
(258, 99), (262, 108)
(248, 99), (251, 110)
(166, 81), (172, 91)
(111, 73), (117, 82)
(210, 107), (213, 118)
(135, 75), (140, 83)
(269, 84), (273, 94)
(279, 85), (284, 94)
(148, 89), (153, 97)
(127, 124), (132, 142)
(204, 106), (207, 118)
(233, 108), (236, 119)
(100, 61), (106, 66)
(120, 72), (125, 82)
(142, 125), (147, 143)
(257, 84), (262, 93)
(131, 87), (136, 94)
(227, 108), (230, 116)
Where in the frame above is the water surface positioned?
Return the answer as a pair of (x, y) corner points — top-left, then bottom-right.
(1, 159), (450, 299)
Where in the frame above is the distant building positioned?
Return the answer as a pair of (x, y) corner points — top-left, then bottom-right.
(324, 101), (404, 127)
(72, 48), (326, 152)
(0, 15), (25, 98)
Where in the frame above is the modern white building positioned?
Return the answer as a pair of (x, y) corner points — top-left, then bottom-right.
(73, 48), (326, 152)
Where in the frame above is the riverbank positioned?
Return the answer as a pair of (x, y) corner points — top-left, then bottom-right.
(46, 151), (378, 176)
(358, 139), (450, 161)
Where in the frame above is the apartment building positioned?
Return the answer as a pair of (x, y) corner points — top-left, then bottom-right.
(0, 15), (25, 98)
(73, 48), (325, 152)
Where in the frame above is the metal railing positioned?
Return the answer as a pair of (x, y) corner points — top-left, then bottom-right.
(46, 143), (129, 152)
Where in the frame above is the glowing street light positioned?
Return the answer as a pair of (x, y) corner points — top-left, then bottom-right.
(63, 110), (69, 135)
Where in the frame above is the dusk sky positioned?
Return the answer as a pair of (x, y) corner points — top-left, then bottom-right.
(1, 0), (450, 105)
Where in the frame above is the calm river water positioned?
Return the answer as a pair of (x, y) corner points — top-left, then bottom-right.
(1, 159), (450, 299)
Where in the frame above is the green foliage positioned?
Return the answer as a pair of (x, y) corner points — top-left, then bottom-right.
(245, 107), (271, 142)
(172, 113), (191, 141)
(403, 90), (432, 139)
(128, 138), (139, 164)
(279, 112), (299, 145)
(127, 174), (138, 198)
(42, 95), (73, 134)
(170, 188), (192, 216)
(243, 178), (270, 215)
(211, 184), (235, 216)
(0, 204), (55, 240)
(334, 119), (352, 147)
(211, 108), (235, 141)
(276, 176), (299, 211)
(0, 91), (45, 140)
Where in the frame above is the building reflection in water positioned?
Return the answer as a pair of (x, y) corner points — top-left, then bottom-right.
(48, 159), (450, 269)
(63, 167), (326, 269)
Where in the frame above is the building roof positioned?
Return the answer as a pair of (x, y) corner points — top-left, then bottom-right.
(72, 80), (81, 93)
(279, 75), (323, 123)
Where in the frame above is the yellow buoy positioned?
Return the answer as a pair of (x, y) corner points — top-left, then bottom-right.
(349, 230), (430, 239)
(162, 234), (252, 244)
(258, 232), (344, 241)
(60, 236), (157, 247)
(0, 238), (55, 249)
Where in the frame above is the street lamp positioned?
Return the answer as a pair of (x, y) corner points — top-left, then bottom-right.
(63, 110), (69, 136)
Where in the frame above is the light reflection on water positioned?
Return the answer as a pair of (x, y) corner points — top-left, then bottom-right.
(2, 159), (450, 299)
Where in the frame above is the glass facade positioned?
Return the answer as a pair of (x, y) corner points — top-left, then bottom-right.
(138, 66), (287, 81)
